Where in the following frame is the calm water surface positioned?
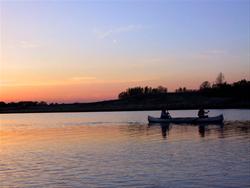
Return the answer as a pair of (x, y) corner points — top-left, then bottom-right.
(0, 109), (250, 188)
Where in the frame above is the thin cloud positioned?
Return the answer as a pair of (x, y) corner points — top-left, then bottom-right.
(94, 24), (143, 39)
(70, 76), (97, 81)
(203, 50), (227, 55)
(19, 41), (41, 49)
(191, 50), (227, 59)
(0, 76), (97, 87)
(0, 77), (159, 87)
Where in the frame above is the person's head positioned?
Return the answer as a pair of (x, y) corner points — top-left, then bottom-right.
(161, 107), (166, 112)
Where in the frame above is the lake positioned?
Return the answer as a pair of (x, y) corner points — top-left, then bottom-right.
(0, 109), (250, 188)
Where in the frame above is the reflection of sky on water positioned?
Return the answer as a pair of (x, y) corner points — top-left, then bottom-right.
(0, 110), (249, 188)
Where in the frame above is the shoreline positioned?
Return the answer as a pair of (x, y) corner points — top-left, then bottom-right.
(0, 106), (249, 114)
(1, 93), (249, 114)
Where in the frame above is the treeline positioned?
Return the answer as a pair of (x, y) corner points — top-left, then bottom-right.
(118, 73), (250, 99)
(199, 79), (250, 98)
(118, 86), (168, 99)
(0, 101), (57, 108)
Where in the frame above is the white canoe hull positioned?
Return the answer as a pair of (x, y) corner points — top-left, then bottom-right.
(148, 114), (224, 124)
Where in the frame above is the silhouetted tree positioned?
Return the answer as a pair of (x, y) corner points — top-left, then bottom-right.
(38, 101), (48, 106)
(175, 87), (187, 93)
(118, 91), (128, 99)
(200, 81), (211, 90)
(157, 86), (168, 93)
(0, 102), (6, 107)
(215, 72), (225, 85)
(118, 86), (168, 99)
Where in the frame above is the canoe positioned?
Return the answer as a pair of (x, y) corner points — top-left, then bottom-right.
(148, 114), (224, 124)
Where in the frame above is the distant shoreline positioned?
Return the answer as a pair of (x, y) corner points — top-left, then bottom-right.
(0, 107), (249, 114)
(0, 93), (250, 114)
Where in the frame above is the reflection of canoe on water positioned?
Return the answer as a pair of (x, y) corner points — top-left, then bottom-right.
(148, 114), (224, 124)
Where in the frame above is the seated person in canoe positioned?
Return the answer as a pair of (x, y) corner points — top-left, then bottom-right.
(161, 108), (171, 119)
(198, 108), (209, 118)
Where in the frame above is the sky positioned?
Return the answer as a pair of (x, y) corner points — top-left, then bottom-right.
(0, 0), (249, 103)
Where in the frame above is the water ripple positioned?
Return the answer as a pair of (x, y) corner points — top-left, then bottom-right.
(1, 111), (250, 187)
